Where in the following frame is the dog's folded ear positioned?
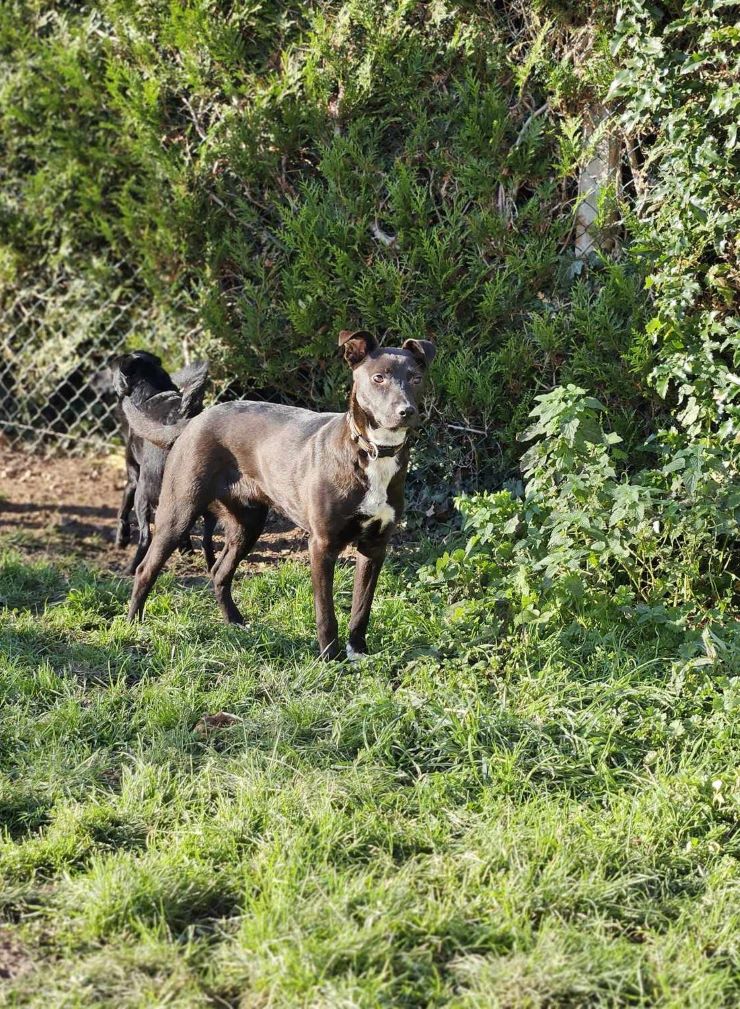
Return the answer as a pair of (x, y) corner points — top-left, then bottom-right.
(110, 351), (167, 399)
(338, 330), (378, 367)
(402, 339), (436, 367)
(110, 354), (133, 398)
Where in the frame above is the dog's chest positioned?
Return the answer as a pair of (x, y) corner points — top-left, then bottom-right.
(358, 455), (398, 531)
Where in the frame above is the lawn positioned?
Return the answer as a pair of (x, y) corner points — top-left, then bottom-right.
(0, 535), (738, 1008)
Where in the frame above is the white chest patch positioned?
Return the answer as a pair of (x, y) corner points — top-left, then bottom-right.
(358, 455), (399, 531)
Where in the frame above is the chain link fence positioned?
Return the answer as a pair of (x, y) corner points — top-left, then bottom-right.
(0, 269), (176, 456)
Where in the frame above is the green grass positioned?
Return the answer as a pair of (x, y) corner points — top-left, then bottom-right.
(1, 541), (738, 1008)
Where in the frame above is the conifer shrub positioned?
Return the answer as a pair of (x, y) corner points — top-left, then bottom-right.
(2, 0), (644, 484)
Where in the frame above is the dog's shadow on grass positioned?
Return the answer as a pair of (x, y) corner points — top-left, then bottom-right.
(0, 499), (117, 535)
(157, 609), (318, 664)
(1, 551), (318, 667)
(2, 591), (317, 681)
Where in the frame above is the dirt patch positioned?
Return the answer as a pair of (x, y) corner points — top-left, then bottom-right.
(0, 928), (33, 982)
(0, 436), (309, 573)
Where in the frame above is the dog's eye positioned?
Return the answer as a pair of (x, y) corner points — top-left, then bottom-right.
(372, 374), (385, 384)
(410, 373), (422, 384)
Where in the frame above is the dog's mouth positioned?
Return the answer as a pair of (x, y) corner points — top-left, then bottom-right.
(376, 422), (414, 436)
(393, 416), (420, 431)
(360, 403), (418, 436)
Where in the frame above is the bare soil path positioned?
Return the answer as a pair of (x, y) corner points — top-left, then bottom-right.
(0, 436), (308, 574)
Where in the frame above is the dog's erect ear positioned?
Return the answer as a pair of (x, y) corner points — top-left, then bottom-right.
(171, 359), (208, 392)
(173, 360), (209, 418)
(402, 339), (436, 367)
(338, 330), (378, 368)
(141, 390), (182, 421)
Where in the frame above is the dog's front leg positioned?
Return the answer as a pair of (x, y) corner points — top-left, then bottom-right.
(309, 537), (340, 659)
(347, 543), (387, 658)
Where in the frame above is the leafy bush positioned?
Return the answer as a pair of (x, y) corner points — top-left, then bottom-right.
(610, 1), (740, 430)
(1, 0), (653, 482)
(421, 0), (738, 658)
(425, 386), (737, 634)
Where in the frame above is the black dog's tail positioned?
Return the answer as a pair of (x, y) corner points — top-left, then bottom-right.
(122, 399), (189, 448)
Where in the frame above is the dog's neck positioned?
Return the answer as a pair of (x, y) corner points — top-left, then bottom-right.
(347, 390), (407, 460)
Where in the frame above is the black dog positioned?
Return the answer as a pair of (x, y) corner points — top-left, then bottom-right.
(111, 351), (213, 573)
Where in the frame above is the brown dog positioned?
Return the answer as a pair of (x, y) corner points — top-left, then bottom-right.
(122, 331), (435, 658)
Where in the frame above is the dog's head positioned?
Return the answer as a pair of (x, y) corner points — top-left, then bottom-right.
(338, 330), (435, 433)
(110, 351), (176, 400)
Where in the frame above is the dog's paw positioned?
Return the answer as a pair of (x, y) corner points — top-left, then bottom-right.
(346, 643), (369, 663)
(318, 641), (343, 662)
(229, 621), (252, 632)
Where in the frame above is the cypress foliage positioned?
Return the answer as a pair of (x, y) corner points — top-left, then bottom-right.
(1, 2), (640, 476)
(2, 2), (737, 498)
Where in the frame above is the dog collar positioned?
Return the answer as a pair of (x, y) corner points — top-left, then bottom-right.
(348, 415), (406, 460)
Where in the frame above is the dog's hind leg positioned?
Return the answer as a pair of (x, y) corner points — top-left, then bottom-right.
(211, 503), (268, 625)
(128, 501), (199, 621)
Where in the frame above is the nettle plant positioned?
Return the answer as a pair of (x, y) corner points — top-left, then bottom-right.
(423, 385), (738, 630)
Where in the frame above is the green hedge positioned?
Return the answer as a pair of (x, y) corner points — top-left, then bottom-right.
(1, 2), (737, 492)
(1, 1), (643, 472)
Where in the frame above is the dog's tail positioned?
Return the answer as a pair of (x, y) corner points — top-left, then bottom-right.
(122, 398), (189, 448)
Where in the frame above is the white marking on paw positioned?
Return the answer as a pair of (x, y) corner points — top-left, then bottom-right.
(346, 643), (367, 662)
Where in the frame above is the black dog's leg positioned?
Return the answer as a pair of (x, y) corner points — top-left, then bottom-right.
(115, 457), (139, 548)
(347, 542), (387, 658)
(177, 533), (195, 556)
(125, 489), (151, 575)
(309, 536), (340, 660)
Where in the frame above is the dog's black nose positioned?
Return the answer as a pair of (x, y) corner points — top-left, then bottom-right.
(398, 405), (416, 419)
